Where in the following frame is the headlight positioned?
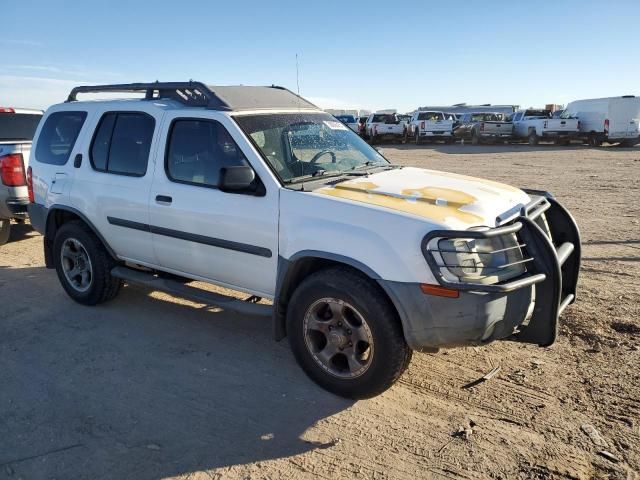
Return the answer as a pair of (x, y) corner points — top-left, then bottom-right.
(429, 231), (528, 285)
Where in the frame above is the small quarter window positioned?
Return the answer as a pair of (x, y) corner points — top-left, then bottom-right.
(166, 119), (249, 188)
(89, 112), (155, 176)
(35, 111), (87, 165)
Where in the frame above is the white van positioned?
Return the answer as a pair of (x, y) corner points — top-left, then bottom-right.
(562, 96), (640, 147)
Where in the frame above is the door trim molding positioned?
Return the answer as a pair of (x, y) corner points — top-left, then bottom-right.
(107, 216), (273, 258)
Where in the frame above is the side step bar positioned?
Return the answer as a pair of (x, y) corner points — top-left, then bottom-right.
(111, 266), (273, 317)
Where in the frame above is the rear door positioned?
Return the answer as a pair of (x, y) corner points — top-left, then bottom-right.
(69, 106), (161, 265)
(149, 111), (279, 297)
(610, 98), (640, 138)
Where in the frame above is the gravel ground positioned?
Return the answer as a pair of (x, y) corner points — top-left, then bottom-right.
(0, 143), (638, 480)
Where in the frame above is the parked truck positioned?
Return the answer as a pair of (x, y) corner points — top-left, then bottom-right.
(366, 113), (405, 144)
(453, 112), (512, 144)
(0, 107), (43, 244)
(511, 109), (579, 145)
(406, 111), (455, 144)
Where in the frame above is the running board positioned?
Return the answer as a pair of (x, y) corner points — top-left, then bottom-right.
(111, 266), (272, 317)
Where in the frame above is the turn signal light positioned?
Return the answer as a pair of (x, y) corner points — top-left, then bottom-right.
(420, 284), (460, 298)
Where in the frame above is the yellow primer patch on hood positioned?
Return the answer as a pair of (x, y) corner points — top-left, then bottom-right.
(313, 167), (531, 227)
(317, 182), (484, 224)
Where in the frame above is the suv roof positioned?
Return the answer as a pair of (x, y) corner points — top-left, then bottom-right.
(65, 81), (318, 112)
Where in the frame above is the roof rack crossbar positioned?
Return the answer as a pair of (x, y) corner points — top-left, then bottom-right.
(65, 82), (232, 110)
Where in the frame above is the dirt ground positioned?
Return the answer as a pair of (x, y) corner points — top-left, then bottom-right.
(1, 143), (638, 480)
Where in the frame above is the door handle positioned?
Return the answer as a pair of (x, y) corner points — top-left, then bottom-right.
(155, 195), (172, 204)
(73, 153), (82, 168)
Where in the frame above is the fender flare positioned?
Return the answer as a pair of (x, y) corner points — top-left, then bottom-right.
(272, 251), (385, 341)
(45, 204), (118, 263)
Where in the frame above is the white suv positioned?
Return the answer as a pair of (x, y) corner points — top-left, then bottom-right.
(28, 82), (581, 399)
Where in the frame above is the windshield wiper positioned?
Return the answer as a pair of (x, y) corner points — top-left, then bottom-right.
(285, 170), (369, 185)
(353, 161), (396, 171)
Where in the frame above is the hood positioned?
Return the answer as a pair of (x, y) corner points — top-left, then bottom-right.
(314, 167), (531, 229)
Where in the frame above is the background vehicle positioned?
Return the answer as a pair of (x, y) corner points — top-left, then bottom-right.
(357, 115), (368, 138)
(406, 111), (455, 144)
(335, 114), (359, 133)
(0, 107), (43, 244)
(511, 109), (579, 145)
(562, 96), (640, 147)
(366, 112), (405, 144)
(454, 112), (512, 144)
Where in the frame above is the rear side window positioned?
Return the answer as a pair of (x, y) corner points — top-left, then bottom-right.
(90, 112), (155, 176)
(0, 113), (42, 141)
(35, 111), (87, 165)
(166, 119), (248, 188)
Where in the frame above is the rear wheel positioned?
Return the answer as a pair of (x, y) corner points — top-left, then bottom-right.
(528, 131), (539, 145)
(588, 135), (602, 147)
(0, 219), (10, 246)
(287, 267), (411, 399)
(53, 221), (122, 305)
(414, 130), (421, 145)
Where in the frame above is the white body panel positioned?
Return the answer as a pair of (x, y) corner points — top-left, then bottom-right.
(564, 97), (640, 140)
(512, 110), (579, 138)
(407, 111), (454, 138)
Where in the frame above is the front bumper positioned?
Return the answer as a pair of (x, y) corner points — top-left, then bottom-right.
(383, 193), (580, 350)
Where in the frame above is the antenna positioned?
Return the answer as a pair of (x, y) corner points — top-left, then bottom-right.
(295, 53), (300, 96)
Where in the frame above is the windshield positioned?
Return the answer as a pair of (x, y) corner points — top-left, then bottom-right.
(235, 112), (388, 184)
(0, 113), (42, 141)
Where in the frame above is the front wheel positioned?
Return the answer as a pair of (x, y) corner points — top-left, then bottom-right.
(0, 219), (10, 246)
(287, 267), (411, 399)
(528, 131), (539, 145)
(53, 220), (122, 305)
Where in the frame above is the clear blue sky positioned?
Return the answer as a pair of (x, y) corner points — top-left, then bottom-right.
(1, 0), (638, 112)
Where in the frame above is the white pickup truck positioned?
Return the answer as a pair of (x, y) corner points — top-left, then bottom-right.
(406, 111), (455, 144)
(366, 113), (406, 144)
(0, 107), (43, 244)
(511, 109), (579, 145)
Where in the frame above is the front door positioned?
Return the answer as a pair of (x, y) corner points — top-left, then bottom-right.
(149, 112), (279, 297)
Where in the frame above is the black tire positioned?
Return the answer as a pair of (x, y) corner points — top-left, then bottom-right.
(471, 131), (480, 145)
(414, 130), (421, 145)
(286, 267), (411, 399)
(53, 220), (122, 305)
(588, 135), (602, 147)
(369, 134), (377, 145)
(0, 219), (10, 246)
(528, 131), (539, 146)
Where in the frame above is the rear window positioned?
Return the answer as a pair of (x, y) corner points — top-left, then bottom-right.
(417, 112), (444, 121)
(90, 112), (155, 176)
(35, 111), (87, 165)
(372, 114), (397, 123)
(336, 115), (356, 123)
(0, 113), (42, 141)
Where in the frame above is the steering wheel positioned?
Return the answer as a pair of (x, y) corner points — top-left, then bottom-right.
(310, 150), (337, 165)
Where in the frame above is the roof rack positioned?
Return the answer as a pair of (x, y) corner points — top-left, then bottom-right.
(66, 81), (232, 110)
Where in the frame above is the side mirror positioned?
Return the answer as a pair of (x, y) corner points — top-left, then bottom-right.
(219, 166), (256, 193)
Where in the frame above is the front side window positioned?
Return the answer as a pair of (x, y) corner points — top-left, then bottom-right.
(35, 111), (87, 165)
(90, 112), (155, 176)
(235, 112), (387, 183)
(166, 119), (249, 188)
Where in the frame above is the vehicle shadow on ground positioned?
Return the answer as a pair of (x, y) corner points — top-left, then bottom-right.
(0, 266), (353, 480)
(6, 221), (37, 244)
